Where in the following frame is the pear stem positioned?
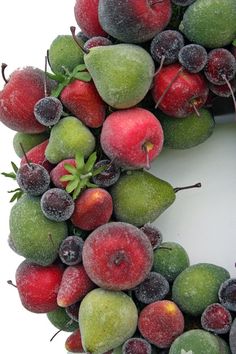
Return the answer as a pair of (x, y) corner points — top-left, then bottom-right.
(7, 280), (17, 288)
(70, 26), (90, 54)
(174, 182), (201, 194)
(222, 74), (236, 118)
(155, 67), (184, 108)
(20, 143), (32, 168)
(1, 63), (9, 83)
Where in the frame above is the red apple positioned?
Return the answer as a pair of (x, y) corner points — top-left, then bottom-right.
(152, 63), (209, 117)
(100, 107), (164, 169)
(16, 260), (64, 313)
(60, 80), (106, 128)
(20, 140), (54, 172)
(0, 67), (53, 133)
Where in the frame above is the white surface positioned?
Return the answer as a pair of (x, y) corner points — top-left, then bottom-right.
(0, 1), (236, 354)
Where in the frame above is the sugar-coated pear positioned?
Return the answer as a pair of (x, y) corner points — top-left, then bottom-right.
(45, 116), (95, 164)
(84, 44), (155, 108)
(48, 35), (84, 74)
(13, 131), (49, 157)
(79, 288), (138, 354)
(110, 170), (176, 226)
(10, 194), (68, 266)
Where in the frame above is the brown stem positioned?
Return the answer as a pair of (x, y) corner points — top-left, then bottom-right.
(155, 55), (165, 76)
(174, 182), (201, 194)
(70, 26), (89, 54)
(222, 74), (236, 118)
(7, 280), (17, 288)
(20, 143), (32, 168)
(155, 67), (184, 108)
(1, 63), (9, 83)
(50, 329), (62, 342)
(48, 233), (55, 247)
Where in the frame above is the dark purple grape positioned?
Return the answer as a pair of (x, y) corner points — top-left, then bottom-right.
(92, 159), (120, 187)
(201, 303), (232, 334)
(209, 79), (236, 97)
(59, 235), (84, 265)
(122, 337), (152, 354)
(16, 163), (50, 196)
(178, 44), (208, 73)
(229, 318), (236, 353)
(171, 0), (196, 5)
(41, 188), (75, 222)
(150, 30), (184, 65)
(204, 48), (236, 85)
(34, 96), (63, 127)
(140, 223), (162, 250)
(134, 272), (169, 304)
(218, 278), (236, 311)
(84, 36), (112, 51)
(65, 301), (80, 322)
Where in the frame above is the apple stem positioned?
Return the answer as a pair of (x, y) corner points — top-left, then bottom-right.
(1, 63), (9, 84)
(155, 55), (165, 76)
(174, 182), (201, 194)
(70, 26), (90, 54)
(20, 143), (32, 168)
(144, 146), (151, 170)
(50, 329), (62, 342)
(7, 280), (17, 288)
(155, 67), (184, 108)
(50, 319), (74, 341)
(222, 74), (236, 118)
(192, 103), (201, 117)
(44, 55), (49, 97)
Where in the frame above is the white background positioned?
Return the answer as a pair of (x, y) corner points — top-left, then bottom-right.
(0, 1), (236, 354)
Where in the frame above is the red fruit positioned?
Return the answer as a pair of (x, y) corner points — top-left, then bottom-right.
(20, 140), (54, 172)
(138, 300), (184, 348)
(152, 63), (209, 117)
(71, 188), (113, 231)
(57, 264), (95, 307)
(60, 80), (106, 128)
(16, 260), (64, 313)
(50, 159), (76, 189)
(82, 222), (153, 290)
(74, 0), (107, 37)
(0, 67), (52, 133)
(100, 107), (164, 169)
(201, 303), (232, 334)
(65, 328), (84, 353)
(98, 0), (172, 43)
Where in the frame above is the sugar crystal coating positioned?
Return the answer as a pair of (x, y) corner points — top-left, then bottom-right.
(16, 163), (50, 196)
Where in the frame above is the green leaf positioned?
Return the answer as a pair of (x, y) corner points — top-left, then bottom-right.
(51, 82), (66, 98)
(10, 193), (19, 203)
(84, 152), (97, 173)
(1, 172), (16, 179)
(92, 164), (108, 176)
(72, 64), (86, 75)
(60, 174), (76, 182)
(86, 182), (98, 188)
(8, 188), (22, 193)
(66, 179), (79, 194)
(73, 72), (91, 82)
(72, 185), (82, 200)
(75, 152), (85, 170)
(46, 72), (65, 83)
(64, 163), (78, 175)
(11, 162), (18, 173)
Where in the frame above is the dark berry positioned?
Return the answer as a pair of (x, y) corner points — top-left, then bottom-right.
(16, 163), (50, 196)
(230, 318), (236, 354)
(34, 96), (63, 126)
(178, 44), (208, 73)
(204, 48), (236, 85)
(84, 36), (112, 51)
(65, 301), (80, 322)
(140, 223), (162, 250)
(219, 278), (236, 311)
(201, 303), (232, 334)
(209, 79), (236, 97)
(41, 188), (75, 222)
(122, 337), (152, 354)
(134, 272), (169, 304)
(92, 159), (120, 187)
(171, 0), (196, 5)
(150, 30), (184, 66)
(59, 236), (84, 265)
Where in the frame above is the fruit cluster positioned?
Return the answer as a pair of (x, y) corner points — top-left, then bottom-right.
(1, 0), (236, 353)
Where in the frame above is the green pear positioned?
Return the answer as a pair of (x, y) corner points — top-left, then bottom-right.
(13, 131), (49, 157)
(10, 194), (68, 266)
(45, 116), (95, 164)
(84, 43), (155, 109)
(47, 307), (78, 332)
(110, 170), (176, 227)
(48, 35), (84, 74)
(79, 288), (138, 354)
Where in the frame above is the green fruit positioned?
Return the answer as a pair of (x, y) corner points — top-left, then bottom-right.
(110, 170), (176, 227)
(45, 116), (95, 164)
(153, 242), (190, 282)
(47, 307), (78, 332)
(84, 44), (155, 109)
(13, 131), (49, 157)
(179, 0), (236, 48)
(79, 288), (138, 354)
(10, 194), (68, 266)
(48, 35), (84, 74)
(158, 109), (215, 149)
(169, 329), (230, 354)
(172, 263), (230, 316)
